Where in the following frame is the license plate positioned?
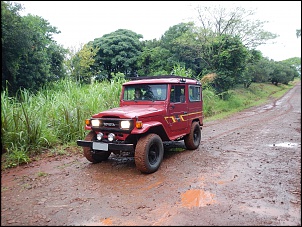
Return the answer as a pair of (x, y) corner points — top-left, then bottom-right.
(92, 142), (108, 151)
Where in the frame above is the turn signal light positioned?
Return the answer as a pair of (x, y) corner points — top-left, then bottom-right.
(136, 121), (143, 129)
(85, 119), (91, 126)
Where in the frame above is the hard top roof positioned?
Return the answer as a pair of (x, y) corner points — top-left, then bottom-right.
(123, 75), (201, 85)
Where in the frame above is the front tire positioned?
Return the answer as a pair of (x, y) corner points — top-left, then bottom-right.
(83, 131), (111, 163)
(135, 134), (164, 174)
(184, 121), (201, 150)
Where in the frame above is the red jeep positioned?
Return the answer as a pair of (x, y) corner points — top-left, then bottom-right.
(77, 75), (203, 173)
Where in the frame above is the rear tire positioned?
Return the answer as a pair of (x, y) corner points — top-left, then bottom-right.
(83, 131), (110, 163)
(135, 134), (164, 174)
(184, 121), (201, 150)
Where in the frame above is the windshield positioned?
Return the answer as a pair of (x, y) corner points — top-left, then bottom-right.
(123, 84), (167, 101)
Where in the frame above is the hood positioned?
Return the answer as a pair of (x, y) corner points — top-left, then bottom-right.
(92, 105), (166, 119)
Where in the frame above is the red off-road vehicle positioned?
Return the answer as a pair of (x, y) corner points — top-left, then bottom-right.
(77, 75), (203, 173)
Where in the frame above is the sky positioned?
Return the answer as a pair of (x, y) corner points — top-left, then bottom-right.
(12, 1), (301, 61)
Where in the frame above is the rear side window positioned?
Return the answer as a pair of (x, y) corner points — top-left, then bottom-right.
(189, 85), (201, 102)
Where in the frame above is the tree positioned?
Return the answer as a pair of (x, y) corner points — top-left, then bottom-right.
(204, 35), (249, 93)
(47, 43), (67, 82)
(270, 61), (298, 85)
(1, 1), (66, 94)
(241, 49), (263, 88)
(92, 29), (143, 79)
(1, 1), (31, 93)
(137, 40), (171, 76)
(69, 43), (99, 83)
(160, 22), (203, 77)
(281, 57), (301, 77)
(195, 5), (278, 48)
(245, 57), (274, 83)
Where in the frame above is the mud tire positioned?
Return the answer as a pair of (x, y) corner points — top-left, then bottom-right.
(184, 121), (201, 150)
(83, 131), (111, 163)
(135, 134), (164, 174)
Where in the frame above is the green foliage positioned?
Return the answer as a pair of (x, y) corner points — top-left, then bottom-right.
(209, 35), (249, 94)
(1, 78), (124, 162)
(281, 57), (301, 76)
(171, 64), (194, 78)
(92, 29), (143, 79)
(2, 149), (30, 168)
(1, 1), (66, 94)
(69, 43), (100, 83)
(160, 22), (201, 75)
(270, 61), (298, 85)
(110, 72), (127, 83)
(47, 43), (68, 81)
(137, 43), (171, 76)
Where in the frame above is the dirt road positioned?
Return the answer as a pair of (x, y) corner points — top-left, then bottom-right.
(1, 82), (301, 226)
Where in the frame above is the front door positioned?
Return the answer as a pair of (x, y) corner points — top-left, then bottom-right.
(166, 85), (188, 132)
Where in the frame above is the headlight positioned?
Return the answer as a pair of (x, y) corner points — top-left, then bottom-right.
(108, 133), (115, 142)
(120, 120), (131, 129)
(91, 119), (100, 127)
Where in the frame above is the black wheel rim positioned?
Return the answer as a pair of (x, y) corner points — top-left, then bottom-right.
(148, 144), (159, 165)
(193, 127), (200, 145)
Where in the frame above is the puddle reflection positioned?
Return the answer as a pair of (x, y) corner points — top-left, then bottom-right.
(181, 189), (217, 208)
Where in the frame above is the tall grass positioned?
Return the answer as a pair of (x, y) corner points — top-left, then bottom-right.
(1, 77), (298, 168)
(1, 79), (123, 167)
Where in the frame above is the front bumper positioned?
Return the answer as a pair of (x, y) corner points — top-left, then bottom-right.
(77, 140), (134, 152)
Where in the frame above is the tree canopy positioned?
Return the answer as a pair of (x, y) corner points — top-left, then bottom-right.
(91, 29), (143, 79)
(1, 1), (67, 94)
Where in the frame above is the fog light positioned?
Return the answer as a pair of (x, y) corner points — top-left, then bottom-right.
(108, 133), (115, 141)
(97, 132), (103, 141)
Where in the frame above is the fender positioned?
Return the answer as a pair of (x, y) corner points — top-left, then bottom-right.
(131, 121), (163, 134)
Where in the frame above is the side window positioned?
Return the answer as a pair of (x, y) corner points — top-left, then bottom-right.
(170, 85), (185, 103)
(123, 87), (135, 100)
(189, 85), (201, 102)
(152, 85), (167, 100)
